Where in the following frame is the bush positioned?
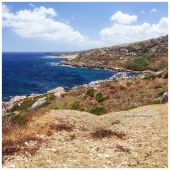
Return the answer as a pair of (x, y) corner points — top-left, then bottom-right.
(71, 101), (80, 110)
(155, 90), (165, 98)
(91, 129), (114, 139)
(126, 55), (150, 71)
(154, 83), (162, 89)
(95, 92), (105, 102)
(143, 74), (156, 80)
(87, 88), (95, 97)
(126, 81), (132, 87)
(46, 94), (56, 102)
(13, 114), (27, 126)
(89, 107), (106, 115)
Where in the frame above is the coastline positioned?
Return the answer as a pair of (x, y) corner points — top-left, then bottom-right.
(2, 63), (139, 103)
(2, 66), (140, 114)
(46, 53), (142, 73)
(60, 60), (141, 73)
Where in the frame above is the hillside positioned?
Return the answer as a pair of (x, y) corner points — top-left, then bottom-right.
(63, 35), (168, 72)
(2, 35), (168, 168)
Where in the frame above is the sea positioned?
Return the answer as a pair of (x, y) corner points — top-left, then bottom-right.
(2, 52), (136, 101)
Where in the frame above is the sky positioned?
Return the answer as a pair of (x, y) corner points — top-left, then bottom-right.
(2, 2), (168, 52)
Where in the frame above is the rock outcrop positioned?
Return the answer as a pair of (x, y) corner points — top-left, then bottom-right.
(30, 97), (47, 109)
(47, 87), (65, 97)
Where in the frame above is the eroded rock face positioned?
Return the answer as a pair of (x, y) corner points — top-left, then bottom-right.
(47, 87), (65, 98)
(30, 97), (47, 109)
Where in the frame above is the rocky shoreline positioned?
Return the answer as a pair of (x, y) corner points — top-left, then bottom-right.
(2, 70), (140, 115)
(60, 60), (141, 73)
(2, 69), (168, 115)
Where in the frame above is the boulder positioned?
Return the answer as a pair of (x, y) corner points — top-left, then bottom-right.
(47, 87), (65, 97)
(162, 92), (168, 103)
(30, 97), (47, 109)
(10, 95), (26, 103)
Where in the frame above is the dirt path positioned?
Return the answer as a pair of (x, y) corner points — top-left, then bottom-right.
(3, 104), (168, 168)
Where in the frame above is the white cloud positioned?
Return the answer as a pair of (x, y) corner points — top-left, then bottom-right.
(110, 11), (137, 25)
(2, 4), (87, 43)
(100, 17), (168, 45)
(2, 5), (168, 51)
(150, 8), (157, 13)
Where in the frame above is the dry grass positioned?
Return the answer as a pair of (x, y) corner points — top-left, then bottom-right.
(2, 109), (74, 162)
(91, 129), (126, 140)
(50, 123), (74, 132)
(49, 77), (167, 114)
(115, 145), (131, 153)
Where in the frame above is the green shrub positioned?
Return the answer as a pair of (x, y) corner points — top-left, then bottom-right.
(155, 90), (165, 98)
(154, 83), (162, 89)
(89, 107), (106, 115)
(126, 55), (150, 71)
(126, 81), (132, 87)
(71, 101), (80, 110)
(87, 88), (95, 97)
(54, 106), (59, 110)
(143, 74), (156, 80)
(11, 98), (36, 112)
(14, 114), (27, 126)
(46, 94), (56, 102)
(95, 92), (105, 102)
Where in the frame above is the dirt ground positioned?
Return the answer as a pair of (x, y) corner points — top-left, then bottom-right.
(3, 104), (168, 168)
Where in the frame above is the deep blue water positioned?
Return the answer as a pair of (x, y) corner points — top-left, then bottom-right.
(3, 52), (137, 101)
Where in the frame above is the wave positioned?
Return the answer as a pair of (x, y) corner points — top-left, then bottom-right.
(48, 62), (76, 68)
(43, 56), (60, 59)
(48, 62), (60, 66)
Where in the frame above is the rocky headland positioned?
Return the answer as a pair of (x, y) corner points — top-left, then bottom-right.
(62, 35), (168, 72)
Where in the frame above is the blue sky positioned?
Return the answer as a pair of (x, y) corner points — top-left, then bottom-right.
(2, 2), (168, 52)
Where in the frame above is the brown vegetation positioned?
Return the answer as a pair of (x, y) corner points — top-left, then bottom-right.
(2, 109), (74, 162)
(47, 77), (167, 114)
(91, 129), (126, 139)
